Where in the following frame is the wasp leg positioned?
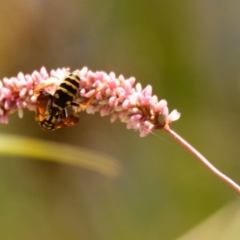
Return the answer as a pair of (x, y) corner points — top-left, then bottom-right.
(72, 82), (109, 114)
(59, 108), (68, 118)
(34, 81), (57, 95)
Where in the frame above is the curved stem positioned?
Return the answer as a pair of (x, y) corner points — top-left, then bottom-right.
(164, 127), (240, 194)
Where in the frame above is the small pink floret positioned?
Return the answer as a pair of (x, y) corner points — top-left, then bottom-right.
(142, 85), (152, 96)
(110, 113), (118, 123)
(122, 99), (130, 109)
(154, 99), (167, 112)
(130, 114), (142, 121)
(136, 83), (142, 92)
(19, 88), (27, 98)
(108, 96), (117, 107)
(166, 110), (181, 123)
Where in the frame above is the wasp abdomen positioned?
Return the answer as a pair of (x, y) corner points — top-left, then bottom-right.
(39, 114), (56, 131)
(50, 71), (80, 114)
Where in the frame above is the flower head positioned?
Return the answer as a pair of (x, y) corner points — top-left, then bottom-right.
(0, 67), (180, 136)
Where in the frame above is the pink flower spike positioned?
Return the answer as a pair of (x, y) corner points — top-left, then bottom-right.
(0, 66), (180, 138)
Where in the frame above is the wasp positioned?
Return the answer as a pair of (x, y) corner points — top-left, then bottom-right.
(34, 70), (102, 131)
(34, 70), (81, 130)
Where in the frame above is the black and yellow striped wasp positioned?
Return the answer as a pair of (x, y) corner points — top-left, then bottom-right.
(34, 70), (82, 130)
(34, 70), (102, 131)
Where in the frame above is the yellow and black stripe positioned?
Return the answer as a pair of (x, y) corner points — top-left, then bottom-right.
(50, 70), (80, 115)
(40, 114), (57, 130)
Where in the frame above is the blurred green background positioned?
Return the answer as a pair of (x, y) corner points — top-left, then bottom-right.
(0, 0), (240, 239)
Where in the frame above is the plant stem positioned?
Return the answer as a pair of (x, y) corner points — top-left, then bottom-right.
(164, 127), (240, 194)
